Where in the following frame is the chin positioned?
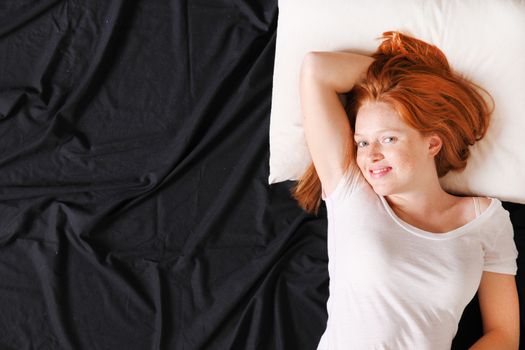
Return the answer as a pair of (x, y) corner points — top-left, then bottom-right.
(368, 182), (393, 197)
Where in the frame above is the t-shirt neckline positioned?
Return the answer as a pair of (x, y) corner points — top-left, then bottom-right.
(379, 195), (497, 240)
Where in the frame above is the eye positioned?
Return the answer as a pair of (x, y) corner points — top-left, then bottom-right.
(355, 140), (368, 148)
(383, 136), (396, 143)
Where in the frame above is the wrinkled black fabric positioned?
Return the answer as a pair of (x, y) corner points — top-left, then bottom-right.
(0, 1), (523, 349)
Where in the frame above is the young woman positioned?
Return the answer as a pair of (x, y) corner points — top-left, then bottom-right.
(292, 32), (519, 349)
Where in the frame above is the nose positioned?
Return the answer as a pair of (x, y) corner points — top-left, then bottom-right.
(367, 142), (384, 162)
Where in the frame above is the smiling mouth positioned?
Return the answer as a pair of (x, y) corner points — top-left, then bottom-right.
(369, 167), (392, 178)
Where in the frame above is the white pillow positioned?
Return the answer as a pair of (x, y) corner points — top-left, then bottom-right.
(268, 0), (525, 204)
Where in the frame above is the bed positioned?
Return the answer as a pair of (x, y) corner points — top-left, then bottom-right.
(0, 1), (523, 349)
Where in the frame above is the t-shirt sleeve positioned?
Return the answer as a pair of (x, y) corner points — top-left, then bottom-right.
(321, 164), (365, 202)
(483, 216), (519, 275)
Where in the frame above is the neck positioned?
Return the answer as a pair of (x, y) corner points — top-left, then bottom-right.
(384, 175), (458, 219)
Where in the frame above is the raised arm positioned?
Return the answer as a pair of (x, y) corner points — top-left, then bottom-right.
(300, 51), (374, 197)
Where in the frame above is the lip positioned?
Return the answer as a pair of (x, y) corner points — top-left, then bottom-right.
(369, 166), (391, 172)
(369, 166), (392, 179)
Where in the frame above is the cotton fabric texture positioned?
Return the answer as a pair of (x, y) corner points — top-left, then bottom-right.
(317, 169), (518, 349)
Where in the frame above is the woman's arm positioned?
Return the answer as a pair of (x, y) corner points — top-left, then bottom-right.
(299, 51), (373, 197)
(300, 51), (374, 93)
(468, 271), (520, 350)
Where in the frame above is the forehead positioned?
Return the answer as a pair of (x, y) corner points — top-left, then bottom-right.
(354, 102), (409, 135)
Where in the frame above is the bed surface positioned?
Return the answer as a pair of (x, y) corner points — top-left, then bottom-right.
(0, 1), (523, 349)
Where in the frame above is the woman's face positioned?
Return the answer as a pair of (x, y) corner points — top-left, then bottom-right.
(353, 101), (441, 196)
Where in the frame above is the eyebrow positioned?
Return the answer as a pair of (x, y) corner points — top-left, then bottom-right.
(354, 128), (404, 137)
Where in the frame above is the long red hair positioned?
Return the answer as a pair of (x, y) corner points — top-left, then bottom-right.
(291, 31), (495, 216)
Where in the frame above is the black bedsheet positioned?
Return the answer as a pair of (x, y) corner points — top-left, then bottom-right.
(0, 1), (523, 349)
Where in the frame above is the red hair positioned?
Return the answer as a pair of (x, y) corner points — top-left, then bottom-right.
(292, 31), (495, 216)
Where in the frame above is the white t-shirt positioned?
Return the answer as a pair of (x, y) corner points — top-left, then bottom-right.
(316, 166), (519, 350)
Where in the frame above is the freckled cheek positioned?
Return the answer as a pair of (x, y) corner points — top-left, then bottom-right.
(393, 154), (418, 174)
(355, 150), (415, 174)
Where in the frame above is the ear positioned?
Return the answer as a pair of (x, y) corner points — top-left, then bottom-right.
(427, 133), (442, 157)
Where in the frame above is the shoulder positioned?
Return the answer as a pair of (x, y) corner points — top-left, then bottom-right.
(479, 197), (492, 213)
(457, 196), (495, 221)
(476, 197), (509, 224)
